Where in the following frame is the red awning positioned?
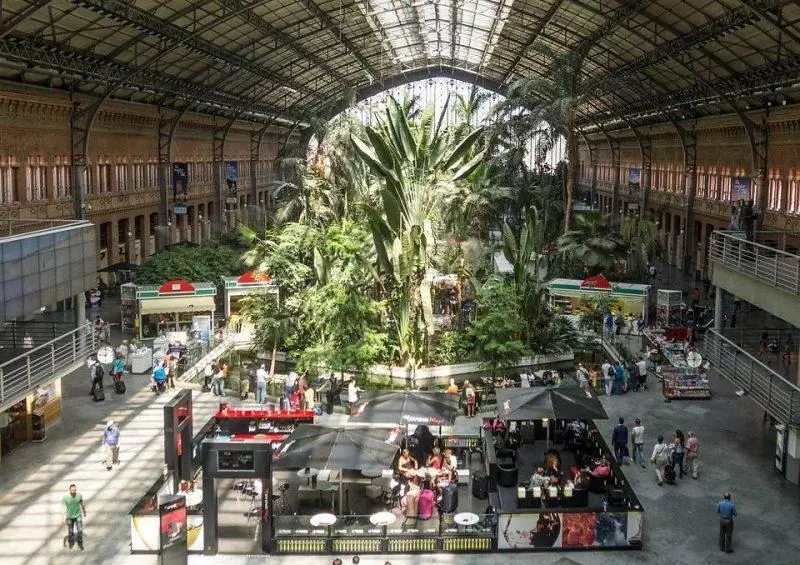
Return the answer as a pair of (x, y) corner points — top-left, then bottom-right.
(237, 270), (271, 284)
(580, 275), (612, 290)
(158, 279), (196, 294)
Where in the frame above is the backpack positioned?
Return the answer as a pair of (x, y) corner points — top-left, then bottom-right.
(94, 364), (105, 379)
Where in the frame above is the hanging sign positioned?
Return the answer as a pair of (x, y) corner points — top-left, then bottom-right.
(731, 176), (751, 201)
(172, 162), (188, 200)
(173, 204), (187, 215)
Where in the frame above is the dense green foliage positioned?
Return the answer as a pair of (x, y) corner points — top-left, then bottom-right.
(135, 242), (245, 286)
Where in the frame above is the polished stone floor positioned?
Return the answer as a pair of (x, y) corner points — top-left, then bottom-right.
(1, 348), (799, 565)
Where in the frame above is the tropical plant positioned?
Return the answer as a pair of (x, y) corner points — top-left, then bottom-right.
(468, 277), (527, 376)
(444, 164), (512, 238)
(268, 160), (341, 226)
(497, 50), (591, 232)
(239, 290), (285, 379)
(557, 211), (626, 274)
(622, 216), (661, 280)
(351, 95), (486, 368)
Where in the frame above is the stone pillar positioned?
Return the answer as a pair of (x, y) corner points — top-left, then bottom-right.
(109, 219), (119, 266)
(126, 217), (135, 262)
(191, 206), (201, 243)
(677, 220), (686, 272)
(141, 213), (151, 260)
(714, 287), (723, 332)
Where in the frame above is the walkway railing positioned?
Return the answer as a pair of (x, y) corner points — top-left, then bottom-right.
(703, 329), (800, 425)
(0, 218), (91, 239)
(0, 323), (95, 407)
(709, 230), (800, 296)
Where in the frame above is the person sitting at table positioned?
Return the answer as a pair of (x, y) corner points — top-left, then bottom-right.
(398, 448), (419, 479)
(426, 447), (443, 469)
(573, 471), (590, 489)
(528, 467), (549, 489)
(435, 462), (457, 498)
(401, 477), (420, 517)
(443, 447), (458, 469)
(445, 378), (459, 394)
(492, 417), (507, 436)
(417, 481), (436, 520)
(544, 449), (562, 477)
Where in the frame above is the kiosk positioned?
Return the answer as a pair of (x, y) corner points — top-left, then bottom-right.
(135, 279), (217, 340)
(546, 277), (651, 323)
(222, 271), (278, 318)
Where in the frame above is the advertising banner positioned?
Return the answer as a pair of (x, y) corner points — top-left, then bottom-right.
(172, 163), (188, 200)
(497, 511), (642, 550)
(225, 161), (238, 195)
(628, 168), (641, 200)
(731, 176), (751, 201)
(159, 495), (187, 550)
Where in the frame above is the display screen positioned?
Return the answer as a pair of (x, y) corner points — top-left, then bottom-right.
(218, 450), (255, 471)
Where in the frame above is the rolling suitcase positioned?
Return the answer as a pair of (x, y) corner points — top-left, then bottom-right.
(114, 380), (126, 394)
(417, 489), (435, 520)
(472, 471), (489, 500)
(441, 482), (458, 513)
(92, 387), (105, 402)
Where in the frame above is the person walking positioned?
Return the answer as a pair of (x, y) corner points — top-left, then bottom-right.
(685, 431), (700, 479)
(255, 363), (268, 404)
(285, 370), (298, 399)
(111, 354), (125, 385)
(631, 418), (645, 469)
(62, 484), (86, 550)
(716, 491), (737, 553)
(613, 362), (625, 395)
(673, 429), (687, 479)
(603, 364), (614, 396)
(102, 420), (120, 471)
(203, 360), (215, 392)
(651, 435), (671, 486)
(211, 365), (225, 397)
(90, 358), (104, 395)
(611, 418), (629, 463)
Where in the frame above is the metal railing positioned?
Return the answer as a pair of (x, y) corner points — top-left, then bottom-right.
(709, 230), (800, 296)
(0, 323), (95, 407)
(0, 218), (91, 239)
(0, 320), (77, 352)
(703, 329), (800, 425)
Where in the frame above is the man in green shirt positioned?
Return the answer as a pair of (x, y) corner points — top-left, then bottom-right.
(62, 484), (86, 550)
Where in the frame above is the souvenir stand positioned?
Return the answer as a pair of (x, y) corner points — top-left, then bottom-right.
(644, 329), (711, 400)
(135, 279), (217, 340)
(222, 270), (278, 318)
(546, 277), (651, 323)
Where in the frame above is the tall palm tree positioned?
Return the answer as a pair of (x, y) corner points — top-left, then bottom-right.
(557, 211), (625, 274)
(497, 50), (590, 233)
(351, 95), (485, 367)
(444, 164), (511, 238)
(454, 86), (492, 136)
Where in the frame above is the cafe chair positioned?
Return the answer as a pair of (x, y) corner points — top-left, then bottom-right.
(496, 448), (518, 488)
(588, 474), (607, 494)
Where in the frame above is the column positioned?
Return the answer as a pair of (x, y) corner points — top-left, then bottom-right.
(126, 217), (135, 262)
(714, 287), (723, 332)
(109, 219), (120, 266)
(192, 206), (201, 243)
(141, 213), (151, 260)
(677, 220), (686, 272)
(182, 212), (191, 242)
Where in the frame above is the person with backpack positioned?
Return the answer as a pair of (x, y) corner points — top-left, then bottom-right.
(651, 435), (672, 486)
(90, 359), (104, 396)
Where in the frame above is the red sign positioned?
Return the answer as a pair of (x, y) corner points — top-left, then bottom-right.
(237, 271), (271, 284)
(580, 275), (612, 290)
(158, 279), (196, 294)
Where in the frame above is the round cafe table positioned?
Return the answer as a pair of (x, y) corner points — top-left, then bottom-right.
(416, 467), (438, 479)
(454, 512), (480, 530)
(310, 513), (337, 527)
(369, 511), (397, 527)
(361, 468), (383, 478)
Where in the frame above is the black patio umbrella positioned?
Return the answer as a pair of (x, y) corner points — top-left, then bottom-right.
(351, 391), (461, 426)
(271, 424), (402, 470)
(490, 386), (609, 421)
(271, 424), (402, 513)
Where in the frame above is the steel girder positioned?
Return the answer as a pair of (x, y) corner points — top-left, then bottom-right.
(72, 0), (326, 101)
(501, 0), (566, 84)
(0, 34), (304, 122)
(0, 0), (52, 41)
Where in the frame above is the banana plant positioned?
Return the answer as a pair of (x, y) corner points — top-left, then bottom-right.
(351, 95), (486, 368)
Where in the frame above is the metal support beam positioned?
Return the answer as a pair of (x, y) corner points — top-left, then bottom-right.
(624, 120), (652, 220)
(502, 0), (565, 84)
(156, 108), (187, 250)
(599, 128), (620, 225)
(675, 124), (697, 275)
(212, 119), (236, 233)
(70, 97), (104, 220)
(740, 116), (770, 229)
(0, 0), (51, 41)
